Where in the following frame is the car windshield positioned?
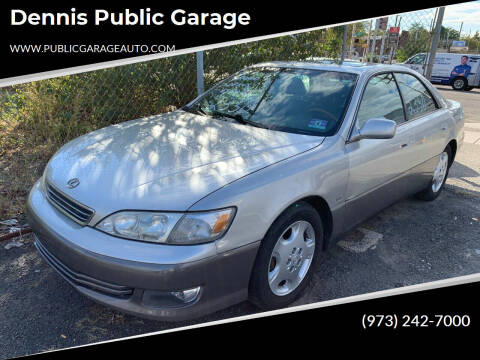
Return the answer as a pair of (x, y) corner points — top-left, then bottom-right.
(184, 67), (358, 136)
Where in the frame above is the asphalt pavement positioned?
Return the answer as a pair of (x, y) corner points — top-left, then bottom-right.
(436, 85), (480, 123)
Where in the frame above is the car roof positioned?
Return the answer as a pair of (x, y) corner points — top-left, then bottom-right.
(249, 61), (412, 75)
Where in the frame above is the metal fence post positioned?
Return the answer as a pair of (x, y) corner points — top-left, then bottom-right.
(196, 51), (204, 96)
(425, 7), (445, 80)
(379, 31), (386, 62)
(340, 25), (348, 64)
(349, 23), (356, 59)
(370, 19), (379, 62)
(364, 20), (373, 62)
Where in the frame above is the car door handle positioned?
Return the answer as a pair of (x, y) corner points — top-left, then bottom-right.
(441, 127), (447, 131)
(400, 143), (408, 148)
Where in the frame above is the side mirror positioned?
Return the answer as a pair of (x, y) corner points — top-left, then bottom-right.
(350, 118), (397, 142)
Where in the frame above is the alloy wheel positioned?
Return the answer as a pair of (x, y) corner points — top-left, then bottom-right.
(432, 151), (449, 193)
(268, 220), (315, 296)
(453, 79), (465, 90)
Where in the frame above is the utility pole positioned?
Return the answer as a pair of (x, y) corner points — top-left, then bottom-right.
(423, 7), (439, 76)
(425, 7), (445, 80)
(459, 22), (463, 39)
(370, 18), (379, 62)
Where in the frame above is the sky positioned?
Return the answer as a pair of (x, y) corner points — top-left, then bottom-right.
(362, 1), (480, 37)
(443, 1), (480, 36)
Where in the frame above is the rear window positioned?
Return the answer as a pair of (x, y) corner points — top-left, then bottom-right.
(394, 72), (437, 119)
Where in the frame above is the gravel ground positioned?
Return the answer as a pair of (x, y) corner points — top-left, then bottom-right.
(1, 87), (479, 359)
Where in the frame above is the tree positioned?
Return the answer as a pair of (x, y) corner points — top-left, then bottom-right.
(397, 22), (431, 59)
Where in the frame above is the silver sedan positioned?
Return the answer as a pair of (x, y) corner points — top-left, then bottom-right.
(27, 61), (464, 320)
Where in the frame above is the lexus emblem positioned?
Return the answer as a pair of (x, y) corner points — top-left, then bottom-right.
(66, 178), (80, 189)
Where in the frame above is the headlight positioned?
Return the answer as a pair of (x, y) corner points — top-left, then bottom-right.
(96, 212), (183, 243)
(168, 208), (236, 244)
(96, 208), (235, 245)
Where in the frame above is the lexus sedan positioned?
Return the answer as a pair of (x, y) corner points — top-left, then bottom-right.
(27, 62), (464, 321)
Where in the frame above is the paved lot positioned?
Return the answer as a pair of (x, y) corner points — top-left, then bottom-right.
(436, 85), (480, 123)
(1, 88), (479, 359)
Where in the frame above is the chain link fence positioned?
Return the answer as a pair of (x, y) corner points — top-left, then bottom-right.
(0, 7), (445, 218)
(346, 7), (438, 71)
(1, 29), (343, 162)
(0, 29), (330, 218)
(0, 7), (441, 154)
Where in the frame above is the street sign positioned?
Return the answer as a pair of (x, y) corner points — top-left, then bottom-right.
(388, 32), (399, 45)
(389, 26), (400, 34)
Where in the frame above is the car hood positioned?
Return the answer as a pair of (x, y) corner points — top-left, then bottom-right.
(45, 111), (324, 219)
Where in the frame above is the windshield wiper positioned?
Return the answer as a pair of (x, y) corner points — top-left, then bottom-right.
(183, 104), (207, 116)
(211, 111), (270, 130)
(186, 106), (269, 130)
(211, 111), (247, 124)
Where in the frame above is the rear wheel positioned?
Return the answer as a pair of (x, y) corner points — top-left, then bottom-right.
(249, 202), (323, 309)
(416, 145), (452, 201)
(451, 77), (467, 91)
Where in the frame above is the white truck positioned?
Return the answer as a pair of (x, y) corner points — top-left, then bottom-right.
(401, 52), (480, 91)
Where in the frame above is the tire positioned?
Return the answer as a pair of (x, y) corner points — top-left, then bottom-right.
(415, 145), (452, 201)
(249, 201), (323, 310)
(451, 77), (467, 91)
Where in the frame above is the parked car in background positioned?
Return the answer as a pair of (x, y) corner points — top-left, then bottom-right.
(401, 52), (480, 91)
(27, 62), (464, 321)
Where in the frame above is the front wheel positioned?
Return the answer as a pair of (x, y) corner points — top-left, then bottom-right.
(451, 77), (467, 91)
(249, 201), (323, 310)
(416, 145), (451, 201)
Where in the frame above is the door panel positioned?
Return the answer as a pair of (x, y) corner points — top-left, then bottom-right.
(344, 72), (415, 228)
(407, 110), (451, 165)
(344, 127), (414, 227)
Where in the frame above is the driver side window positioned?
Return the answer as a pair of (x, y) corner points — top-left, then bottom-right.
(356, 73), (406, 129)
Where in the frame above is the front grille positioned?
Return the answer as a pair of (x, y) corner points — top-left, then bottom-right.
(35, 237), (134, 298)
(46, 182), (94, 225)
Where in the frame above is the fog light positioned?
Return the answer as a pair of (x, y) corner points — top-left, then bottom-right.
(142, 286), (202, 308)
(171, 287), (201, 303)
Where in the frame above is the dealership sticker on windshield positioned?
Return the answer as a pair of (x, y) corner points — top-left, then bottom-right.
(308, 119), (328, 130)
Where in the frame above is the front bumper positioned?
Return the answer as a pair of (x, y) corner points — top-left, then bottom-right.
(26, 180), (260, 321)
